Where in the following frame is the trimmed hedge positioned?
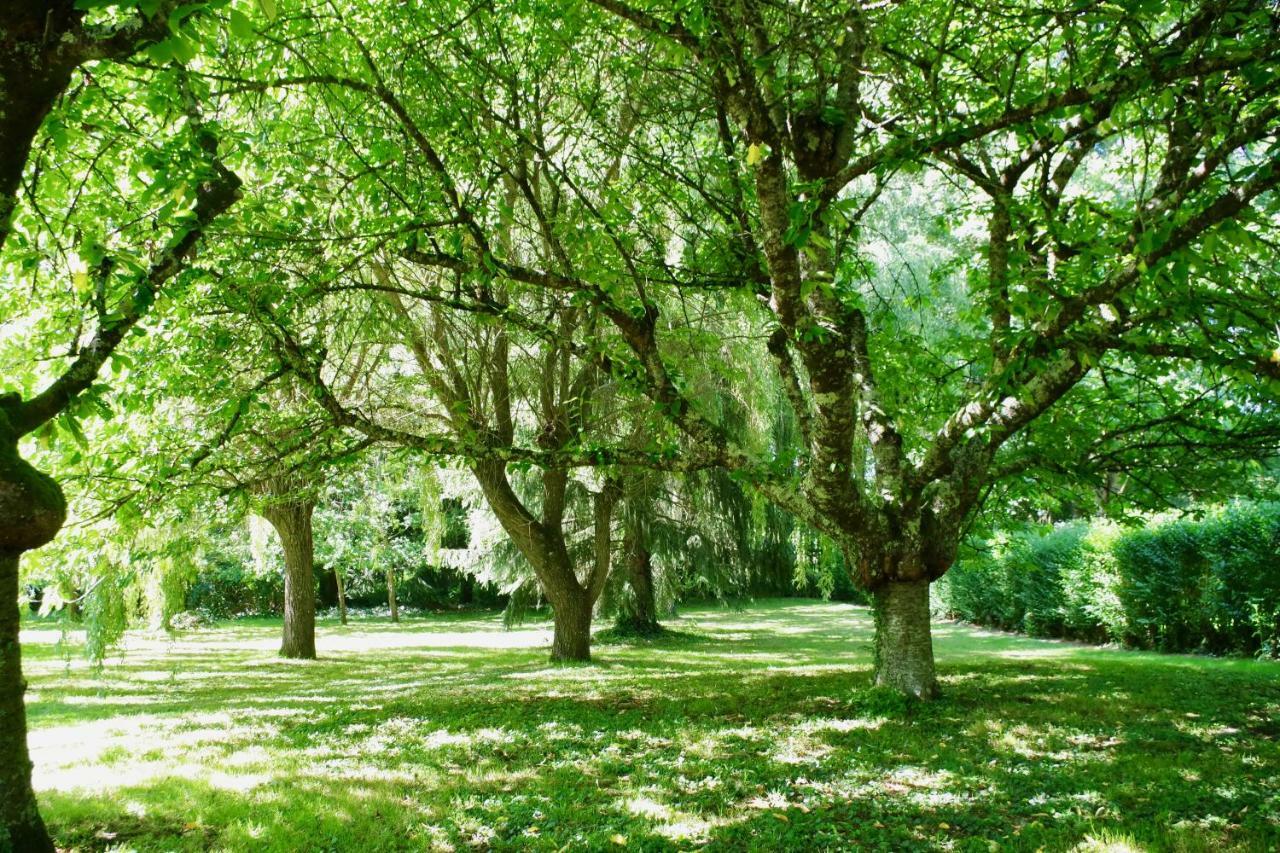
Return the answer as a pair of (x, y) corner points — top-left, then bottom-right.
(933, 502), (1280, 658)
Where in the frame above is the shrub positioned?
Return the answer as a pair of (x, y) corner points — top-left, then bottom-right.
(934, 541), (1013, 629)
(1060, 522), (1124, 644)
(185, 560), (282, 618)
(935, 502), (1280, 658)
(1010, 525), (1085, 637)
(1113, 518), (1211, 651)
(1201, 502), (1280, 657)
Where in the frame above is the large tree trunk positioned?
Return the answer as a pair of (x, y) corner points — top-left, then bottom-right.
(872, 580), (939, 700)
(260, 502), (317, 660)
(0, 551), (55, 853)
(549, 591), (593, 662)
(0, 430), (65, 853)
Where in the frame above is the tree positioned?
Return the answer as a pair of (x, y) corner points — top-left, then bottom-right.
(254, 472), (319, 657)
(166, 0), (1280, 697)
(361, 279), (627, 659)
(0, 33), (240, 853)
(513, 0), (1280, 696)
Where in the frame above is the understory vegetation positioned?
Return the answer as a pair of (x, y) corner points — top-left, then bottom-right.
(936, 501), (1280, 657)
(24, 601), (1280, 852)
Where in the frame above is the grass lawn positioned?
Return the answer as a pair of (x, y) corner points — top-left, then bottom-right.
(20, 599), (1280, 852)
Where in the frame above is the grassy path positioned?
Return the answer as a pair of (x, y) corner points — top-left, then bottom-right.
(21, 600), (1280, 851)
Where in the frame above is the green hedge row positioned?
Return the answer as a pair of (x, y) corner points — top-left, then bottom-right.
(933, 502), (1280, 657)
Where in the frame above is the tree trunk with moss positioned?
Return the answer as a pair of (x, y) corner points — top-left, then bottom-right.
(259, 501), (317, 660)
(0, 418), (65, 853)
(872, 580), (938, 700)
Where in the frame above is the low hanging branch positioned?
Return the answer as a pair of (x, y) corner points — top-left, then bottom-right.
(2, 79), (242, 439)
(257, 307), (725, 473)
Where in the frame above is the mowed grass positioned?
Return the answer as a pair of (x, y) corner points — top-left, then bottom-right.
(19, 600), (1280, 852)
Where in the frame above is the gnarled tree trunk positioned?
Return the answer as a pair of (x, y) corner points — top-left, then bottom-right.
(259, 501), (317, 660)
(872, 580), (938, 700)
(0, 423), (65, 853)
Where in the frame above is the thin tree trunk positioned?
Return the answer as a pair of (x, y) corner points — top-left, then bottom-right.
(550, 591), (593, 662)
(872, 579), (939, 699)
(386, 567), (399, 623)
(334, 565), (348, 626)
(260, 503), (317, 660)
(0, 551), (55, 853)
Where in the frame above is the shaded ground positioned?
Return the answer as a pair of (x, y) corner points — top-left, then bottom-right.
(21, 600), (1280, 851)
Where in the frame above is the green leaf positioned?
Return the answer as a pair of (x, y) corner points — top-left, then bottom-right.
(229, 8), (254, 38)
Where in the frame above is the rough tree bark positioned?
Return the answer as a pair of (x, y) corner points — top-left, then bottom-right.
(548, 587), (593, 661)
(872, 580), (938, 700)
(259, 500), (317, 660)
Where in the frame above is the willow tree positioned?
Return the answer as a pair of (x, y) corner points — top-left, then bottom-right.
(0, 4), (241, 842)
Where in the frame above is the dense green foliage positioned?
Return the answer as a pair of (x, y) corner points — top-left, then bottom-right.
(3, 0), (1280, 845)
(22, 601), (1280, 851)
(936, 502), (1280, 657)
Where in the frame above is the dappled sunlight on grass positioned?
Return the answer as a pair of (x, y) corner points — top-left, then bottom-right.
(21, 599), (1280, 851)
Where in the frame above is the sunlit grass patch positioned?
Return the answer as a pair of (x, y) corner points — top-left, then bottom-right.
(22, 599), (1280, 851)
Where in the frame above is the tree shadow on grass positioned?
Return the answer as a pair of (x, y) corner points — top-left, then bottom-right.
(25, 600), (1280, 851)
